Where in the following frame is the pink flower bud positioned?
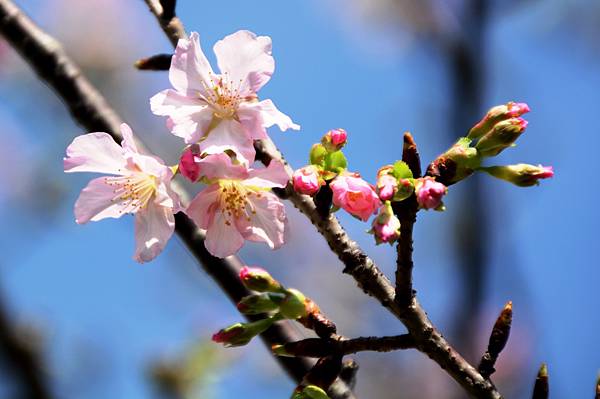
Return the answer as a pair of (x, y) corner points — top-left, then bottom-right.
(468, 101), (531, 139)
(212, 317), (277, 347)
(480, 164), (554, 187)
(178, 144), (201, 182)
(415, 177), (447, 210)
(330, 173), (381, 221)
(377, 174), (398, 201)
(212, 323), (244, 344)
(506, 102), (530, 117)
(370, 202), (401, 245)
(322, 128), (348, 151)
(239, 266), (282, 292)
(292, 165), (323, 196)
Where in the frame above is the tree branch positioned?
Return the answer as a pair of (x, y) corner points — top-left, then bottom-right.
(143, 0), (186, 47)
(274, 334), (415, 358)
(0, 2), (358, 398)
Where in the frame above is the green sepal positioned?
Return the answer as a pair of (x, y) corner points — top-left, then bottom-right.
(309, 144), (328, 166)
(324, 150), (347, 173)
(392, 178), (415, 202)
(320, 170), (338, 181)
(392, 160), (413, 179)
(303, 385), (330, 399)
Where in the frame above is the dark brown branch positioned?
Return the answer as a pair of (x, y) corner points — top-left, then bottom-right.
(274, 334), (415, 358)
(393, 133), (421, 308)
(531, 363), (549, 399)
(478, 301), (513, 379)
(0, 3), (359, 398)
(135, 53), (172, 71)
(0, 292), (53, 399)
(143, 0), (186, 47)
(339, 359), (359, 391)
(595, 374), (600, 399)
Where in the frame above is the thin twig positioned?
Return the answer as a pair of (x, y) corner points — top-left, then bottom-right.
(0, 2), (359, 398)
(274, 334), (415, 358)
(143, 0), (186, 47)
(135, 53), (172, 71)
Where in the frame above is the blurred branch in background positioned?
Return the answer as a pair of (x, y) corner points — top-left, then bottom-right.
(0, 284), (54, 399)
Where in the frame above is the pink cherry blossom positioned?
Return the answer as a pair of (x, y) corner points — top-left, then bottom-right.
(292, 165), (323, 196)
(64, 123), (181, 263)
(151, 31), (300, 165)
(185, 154), (289, 258)
(415, 177), (447, 210)
(370, 202), (401, 245)
(178, 144), (202, 182)
(330, 173), (381, 221)
(376, 174), (398, 201)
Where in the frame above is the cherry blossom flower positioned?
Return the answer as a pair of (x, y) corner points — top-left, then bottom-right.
(330, 173), (381, 221)
(185, 153), (289, 258)
(151, 30), (299, 165)
(370, 202), (401, 244)
(64, 123), (181, 263)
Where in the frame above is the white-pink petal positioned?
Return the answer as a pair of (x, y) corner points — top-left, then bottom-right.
(244, 160), (289, 189)
(199, 119), (255, 166)
(170, 32), (215, 97)
(213, 30), (274, 95)
(204, 211), (245, 258)
(133, 202), (175, 263)
(73, 176), (129, 224)
(185, 185), (221, 230)
(64, 133), (127, 175)
(120, 123), (138, 154)
(239, 192), (286, 249)
(195, 153), (248, 181)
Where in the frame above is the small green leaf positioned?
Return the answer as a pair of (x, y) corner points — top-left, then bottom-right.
(324, 150), (347, 172)
(392, 160), (413, 179)
(303, 385), (331, 399)
(392, 179), (415, 201)
(309, 144), (327, 166)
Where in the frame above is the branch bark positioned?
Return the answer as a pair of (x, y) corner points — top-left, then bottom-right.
(0, 2), (356, 398)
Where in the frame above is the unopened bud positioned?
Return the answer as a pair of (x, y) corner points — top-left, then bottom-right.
(426, 137), (481, 185)
(475, 117), (528, 157)
(237, 292), (284, 315)
(212, 317), (277, 347)
(280, 288), (308, 320)
(321, 128), (347, 152)
(293, 165), (324, 196)
(376, 166), (398, 201)
(415, 177), (447, 210)
(178, 144), (202, 182)
(532, 363), (549, 399)
(478, 164), (554, 187)
(468, 102), (530, 139)
(369, 201), (401, 245)
(239, 266), (282, 292)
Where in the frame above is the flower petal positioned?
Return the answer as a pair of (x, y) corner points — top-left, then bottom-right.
(199, 119), (255, 166)
(151, 89), (214, 144)
(133, 202), (175, 263)
(64, 133), (127, 175)
(170, 32), (215, 97)
(185, 184), (221, 230)
(195, 153), (248, 181)
(213, 30), (274, 95)
(238, 99), (300, 134)
(239, 192), (286, 249)
(244, 160), (289, 189)
(73, 176), (129, 223)
(120, 123), (138, 154)
(205, 211), (245, 258)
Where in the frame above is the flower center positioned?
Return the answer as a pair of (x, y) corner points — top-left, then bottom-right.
(203, 72), (243, 119)
(218, 180), (259, 225)
(105, 172), (157, 214)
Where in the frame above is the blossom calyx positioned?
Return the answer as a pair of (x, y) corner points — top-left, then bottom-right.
(280, 288), (309, 320)
(415, 177), (447, 210)
(239, 266), (283, 292)
(478, 164), (554, 187)
(293, 165), (325, 196)
(468, 102), (530, 139)
(426, 137), (481, 185)
(237, 292), (284, 315)
(369, 201), (401, 245)
(475, 118), (528, 157)
(321, 128), (347, 152)
(212, 317), (277, 347)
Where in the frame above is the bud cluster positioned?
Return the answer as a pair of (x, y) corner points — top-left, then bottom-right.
(211, 266), (322, 347)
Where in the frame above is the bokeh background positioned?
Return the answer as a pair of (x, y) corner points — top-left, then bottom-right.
(1, 0), (598, 398)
